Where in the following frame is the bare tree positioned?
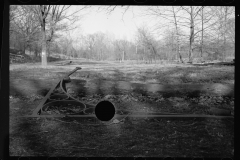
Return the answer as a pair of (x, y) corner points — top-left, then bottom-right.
(172, 7), (184, 63)
(143, 6), (235, 62)
(148, 6), (219, 62)
(29, 5), (89, 67)
(114, 39), (129, 62)
(81, 32), (116, 60)
(97, 5), (130, 21)
(146, 6), (184, 63)
(179, 6), (204, 62)
(223, 7), (230, 60)
(200, 6), (204, 61)
(10, 6), (40, 54)
(175, 6), (216, 62)
(219, 7), (234, 60)
(57, 32), (75, 58)
(10, 5), (26, 23)
(196, 6), (216, 62)
(85, 34), (97, 59)
(136, 26), (158, 63)
(30, 5), (51, 66)
(226, 17), (235, 56)
(94, 32), (107, 61)
(162, 28), (178, 60)
(10, 5), (18, 23)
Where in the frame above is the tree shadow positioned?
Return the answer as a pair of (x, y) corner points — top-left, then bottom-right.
(10, 117), (53, 156)
(9, 63), (234, 156)
(10, 78), (50, 98)
(10, 78), (55, 156)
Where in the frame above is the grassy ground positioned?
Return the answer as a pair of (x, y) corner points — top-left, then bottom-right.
(9, 59), (234, 157)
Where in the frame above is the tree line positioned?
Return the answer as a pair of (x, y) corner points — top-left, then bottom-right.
(10, 5), (235, 66)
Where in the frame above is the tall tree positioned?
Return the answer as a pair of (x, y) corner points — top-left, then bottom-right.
(10, 5), (40, 53)
(197, 6), (215, 61)
(146, 6), (184, 63)
(200, 6), (204, 61)
(179, 6), (215, 62)
(194, 6), (210, 61)
(31, 5), (51, 66)
(114, 39), (129, 62)
(180, 6), (202, 62)
(222, 7), (234, 60)
(85, 34), (97, 59)
(207, 6), (234, 60)
(30, 5), (88, 67)
(226, 17), (235, 56)
(136, 26), (158, 63)
(172, 7), (184, 63)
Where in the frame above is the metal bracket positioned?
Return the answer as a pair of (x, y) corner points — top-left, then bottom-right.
(30, 67), (88, 117)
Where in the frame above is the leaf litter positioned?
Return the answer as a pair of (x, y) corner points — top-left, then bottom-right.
(10, 61), (234, 157)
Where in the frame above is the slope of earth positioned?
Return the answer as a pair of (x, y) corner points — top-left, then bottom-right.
(9, 60), (234, 157)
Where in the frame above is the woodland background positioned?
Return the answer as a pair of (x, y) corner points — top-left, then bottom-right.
(10, 6), (235, 65)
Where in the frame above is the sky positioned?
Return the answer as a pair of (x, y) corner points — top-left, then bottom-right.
(65, 6), (235, 44)
(68, 6), (159, 42)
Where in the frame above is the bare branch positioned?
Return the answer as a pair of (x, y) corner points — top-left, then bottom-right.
(121, 6), (130, 22)
(181, 6), (191, 14)
(193, 6), (204, 19)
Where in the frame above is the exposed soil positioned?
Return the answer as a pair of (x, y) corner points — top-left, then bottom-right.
(9, 60), (234, 157)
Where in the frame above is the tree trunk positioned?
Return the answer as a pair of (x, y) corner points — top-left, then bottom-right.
(223, 7), (228, 62)
(200, 6), (204, 62)
(172, 7), (183, 63)
(151, 44), (157, 56)
(41, 25), (47, 67)
(189, 6), (194, 63)
(47, 43), (50, 57)
(23, 42), (26, 55)
(136, 45), (138, 54)
(177, 45), (183, 63)
(189, 40), (193, 62)
(122, 51), (125, 61)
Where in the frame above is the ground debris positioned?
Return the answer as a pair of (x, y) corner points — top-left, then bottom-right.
(10, 60), (234, 157)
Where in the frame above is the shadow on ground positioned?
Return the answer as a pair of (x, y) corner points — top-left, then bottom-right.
(9, 62), (234, 157)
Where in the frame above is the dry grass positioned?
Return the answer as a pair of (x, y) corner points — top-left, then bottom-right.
(9, 59), (234, 157)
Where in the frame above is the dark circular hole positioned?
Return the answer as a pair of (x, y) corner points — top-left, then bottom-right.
(95, 100), (116, 122)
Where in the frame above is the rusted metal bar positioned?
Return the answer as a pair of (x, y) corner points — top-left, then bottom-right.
(31, 67), (82, 116)
(22, 113), (233, 119)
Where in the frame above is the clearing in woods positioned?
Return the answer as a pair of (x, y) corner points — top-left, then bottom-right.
(9, 59), (234, 157)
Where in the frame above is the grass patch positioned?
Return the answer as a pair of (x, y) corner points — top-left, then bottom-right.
(10, 60), (234, 157)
